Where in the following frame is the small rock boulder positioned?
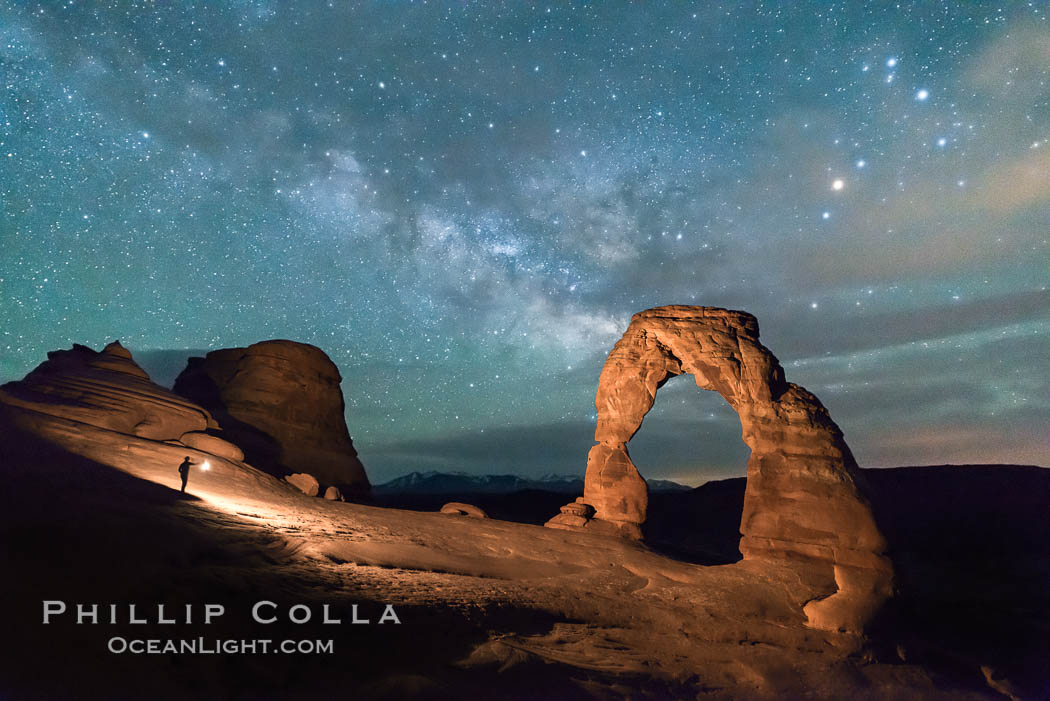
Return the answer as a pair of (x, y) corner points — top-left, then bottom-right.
(561, 498), (595, 518)
(544, 512), (589, 530)
(439, 502), (488, 519)
(285, 473), (320, 497)
(179, 431), (245, 462)
(544, 498), (597, 531)
(323, 486), (343, 501)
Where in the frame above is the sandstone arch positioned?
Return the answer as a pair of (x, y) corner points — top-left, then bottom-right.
(547, 305), (893, 631)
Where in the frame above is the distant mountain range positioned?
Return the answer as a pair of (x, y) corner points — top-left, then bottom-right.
(374, 470), (691, 494)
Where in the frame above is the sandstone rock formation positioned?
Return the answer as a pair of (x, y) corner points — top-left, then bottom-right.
(546, 305), (892, 632)
(324, 486), (343, 501)
(440, 502), (488, 519)
(179, 431), (245, 462)
(0, 341), (213, 440)
(285, 473), (321, 497)
(173, 340), (370, 497)
(544, 497), (596, 531)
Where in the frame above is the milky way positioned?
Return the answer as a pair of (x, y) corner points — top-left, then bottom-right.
(2, 2), (1047, 483)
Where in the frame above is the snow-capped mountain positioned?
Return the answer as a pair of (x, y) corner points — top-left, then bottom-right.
(374, 470), (689, 494)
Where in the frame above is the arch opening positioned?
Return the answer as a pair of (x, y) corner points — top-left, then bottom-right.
(628, 374), (750, 488)
(630, 374), (751, 565)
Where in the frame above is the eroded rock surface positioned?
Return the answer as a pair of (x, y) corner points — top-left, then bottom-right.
(179, 431), (245, 462)
(0, 341), (213, 440)
(440, 502), (488, 519)
(285, 472), (321, 497)
(545, 497), (598, 531)
(551, 305), (892, 632)
(173, 340), (370, 496)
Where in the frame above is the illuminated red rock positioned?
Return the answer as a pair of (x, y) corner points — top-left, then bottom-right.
(544, 497), (597, 531)
(0, 341), (213, 440)
(548, 305), (893, 632)
(440, 502), (488, 519)
(324, 486), (343, 501)
(179, 431), (245, 462)
(173, 340), (370, 496)
(285, 472), (321, 497)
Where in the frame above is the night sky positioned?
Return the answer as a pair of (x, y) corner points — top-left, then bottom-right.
(2, 2), (1047, 485)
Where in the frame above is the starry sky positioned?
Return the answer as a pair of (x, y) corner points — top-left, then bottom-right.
(2, 2), (1048, 485)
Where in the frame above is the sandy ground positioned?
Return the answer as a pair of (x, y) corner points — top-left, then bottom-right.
(0, 406), (1021, 699)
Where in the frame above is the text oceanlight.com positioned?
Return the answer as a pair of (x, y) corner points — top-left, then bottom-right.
(107, 637), (334, 655)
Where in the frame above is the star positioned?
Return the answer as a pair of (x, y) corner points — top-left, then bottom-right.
(0, 0), (1042, 483)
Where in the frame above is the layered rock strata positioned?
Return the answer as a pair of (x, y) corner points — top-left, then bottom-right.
(0, 341), (213, 440)
(546, 305), (892, 632)
(173, 340), (370, 496)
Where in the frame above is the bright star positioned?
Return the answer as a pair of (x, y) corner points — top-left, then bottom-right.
(856, 159), (866, 168)
(886, 57), (898, 67)
(832, 179), (844, 191)
(916, 89), (929, 101)
(822, 211), (831, 220)
(937, 137), (947, 147)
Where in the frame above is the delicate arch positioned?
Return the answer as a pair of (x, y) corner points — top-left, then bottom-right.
(547, 305), (893, 631)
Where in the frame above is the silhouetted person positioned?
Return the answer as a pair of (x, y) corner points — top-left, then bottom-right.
(178, 456), (193, 493)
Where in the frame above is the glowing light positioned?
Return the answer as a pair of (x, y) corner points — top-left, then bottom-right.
(201, 460), (211, 471)
(832, 179), (845, 191)
(916, 89), (929, 101)
(886, 57), (897, 67)
(821, 211), (831, 220)
(856, 159), (866, 168)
